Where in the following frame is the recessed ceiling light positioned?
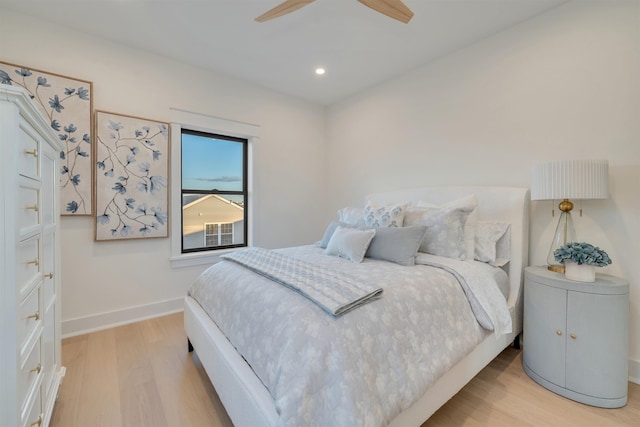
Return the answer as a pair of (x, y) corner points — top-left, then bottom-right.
(315, 67), (326, 76)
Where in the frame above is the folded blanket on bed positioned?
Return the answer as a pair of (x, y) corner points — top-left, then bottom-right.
(221, 247), (383, 316)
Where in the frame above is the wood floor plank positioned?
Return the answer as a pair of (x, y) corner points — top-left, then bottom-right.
(426, 348), (640, 427)
(51, 314), (640, 427)
(49, 334), (88, 426)
(77, 329), (123, 427)
(146, 325), (230, 426)
(114, 322), (169, 427)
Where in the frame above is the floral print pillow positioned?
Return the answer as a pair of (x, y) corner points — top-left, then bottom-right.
(364, 202), (406, 228)
(337, 207), (365, 226)
(404, 205), (475, 259)
(474, 221), (511, 266)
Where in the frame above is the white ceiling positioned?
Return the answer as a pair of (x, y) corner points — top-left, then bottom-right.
(3, 0), (568, 105)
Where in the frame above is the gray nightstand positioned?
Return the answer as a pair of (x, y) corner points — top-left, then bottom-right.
(523, 266), (629, 408)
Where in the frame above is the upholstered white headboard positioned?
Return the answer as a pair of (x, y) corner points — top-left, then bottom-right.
(365, 186), (530, 309)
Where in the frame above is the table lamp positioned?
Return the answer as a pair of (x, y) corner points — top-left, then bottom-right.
(531, 159), (609, 272)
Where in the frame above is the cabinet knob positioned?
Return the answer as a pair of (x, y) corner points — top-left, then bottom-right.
(30, 415), (42, 426)
(26, 258), (39, 267)
(556, 330), (563, 336)
(44, 273), (54, 279)
(24, 149), (38, 158)
(27, 311), (40, 321)
(570, 334), (577, 339)
(29, 364), (42, 374)
(26, 204), (39, 212)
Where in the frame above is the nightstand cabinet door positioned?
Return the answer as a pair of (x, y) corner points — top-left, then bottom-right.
(566, 291), (629, 398)
(523, 266), (629, 408)
(523, 281), (566, 387)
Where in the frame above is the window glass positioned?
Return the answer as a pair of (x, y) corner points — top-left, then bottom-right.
(181, 130), (247, 253)
(182, 133), (244, 191)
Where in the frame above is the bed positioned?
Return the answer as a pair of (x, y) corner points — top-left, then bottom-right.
(184, 186), (529, 427)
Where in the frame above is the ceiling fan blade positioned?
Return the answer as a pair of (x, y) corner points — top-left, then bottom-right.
(255, 0), (316, 22)
(357, 0), (414, 23)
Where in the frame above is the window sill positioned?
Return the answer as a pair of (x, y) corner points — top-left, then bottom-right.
(170, 247), (241, 269)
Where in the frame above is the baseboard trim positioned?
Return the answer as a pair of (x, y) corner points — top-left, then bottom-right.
(61, 297), (184, 338)
(630, 358), (640, 385)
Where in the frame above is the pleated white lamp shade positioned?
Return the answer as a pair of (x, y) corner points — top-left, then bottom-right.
(531, 159), (609, 201)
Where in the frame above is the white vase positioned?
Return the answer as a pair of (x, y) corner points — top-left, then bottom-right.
(564, 262), (596, 282)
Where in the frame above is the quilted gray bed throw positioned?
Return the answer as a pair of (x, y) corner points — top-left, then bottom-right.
(221, 247), (383, 316)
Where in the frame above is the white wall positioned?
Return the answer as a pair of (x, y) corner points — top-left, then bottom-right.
(3, 1), (639, 380)
(327, 0), (640, 379)
(1, 10), (327, 336)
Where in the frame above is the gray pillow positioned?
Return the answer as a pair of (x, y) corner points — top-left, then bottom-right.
(365, 225), (427, 266)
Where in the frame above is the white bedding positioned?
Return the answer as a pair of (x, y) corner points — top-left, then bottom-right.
(188, 244), (511, 427)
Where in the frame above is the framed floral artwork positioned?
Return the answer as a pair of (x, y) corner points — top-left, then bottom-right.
(94, 111), (170, 241)
(0, 61), (93, 215)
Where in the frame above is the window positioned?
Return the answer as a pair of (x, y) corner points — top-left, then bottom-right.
(181, 129), (248, 253)
(169, 108), (258, 268)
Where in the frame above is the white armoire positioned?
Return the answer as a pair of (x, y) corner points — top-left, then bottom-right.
(1, 85), (65, 427)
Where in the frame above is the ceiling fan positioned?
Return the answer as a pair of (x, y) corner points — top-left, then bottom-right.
(255, 0), (414, 24)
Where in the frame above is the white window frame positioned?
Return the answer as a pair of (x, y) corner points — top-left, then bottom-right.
(169, 108), (258, 268)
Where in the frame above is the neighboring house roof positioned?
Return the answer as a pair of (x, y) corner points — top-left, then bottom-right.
(183, 194), (244, 211)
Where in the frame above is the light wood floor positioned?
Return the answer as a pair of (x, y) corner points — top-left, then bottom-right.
(51, 313), (640, 427)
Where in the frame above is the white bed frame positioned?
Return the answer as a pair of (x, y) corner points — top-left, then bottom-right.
(184, 186), (530, 427)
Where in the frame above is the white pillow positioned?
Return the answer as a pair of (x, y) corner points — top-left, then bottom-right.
(416, 194), (478, 260)
(325, 226), (376, 263)
(363, 201), (406, 228)
(337, 207), (365, 226)
(475, 221), (511, 267)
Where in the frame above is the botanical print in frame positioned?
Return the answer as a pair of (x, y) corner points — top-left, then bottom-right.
(94, 111), (170, 241)
(0, 61), (93, 215)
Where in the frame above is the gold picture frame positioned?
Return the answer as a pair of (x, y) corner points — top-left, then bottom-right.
(0, 61), (94, 215)
(94, 110), (170, 241)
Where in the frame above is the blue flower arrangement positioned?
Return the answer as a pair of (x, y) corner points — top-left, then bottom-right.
(554, 242), (612, 267)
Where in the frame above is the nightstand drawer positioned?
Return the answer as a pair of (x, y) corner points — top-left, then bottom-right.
(16, 236), (40, 297)
(18, 339), (41, 417)
(18, 119), (41, 180)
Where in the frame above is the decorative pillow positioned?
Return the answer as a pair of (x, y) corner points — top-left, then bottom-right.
(337, 207), (365, 227)
(475, 221), (511, 267)
(325, 226), (376, 263)
(365, 225), (427, 266)
(404, 204), (475, 260)
(363, 202), (406, 228)
(416, 194), (478, 260)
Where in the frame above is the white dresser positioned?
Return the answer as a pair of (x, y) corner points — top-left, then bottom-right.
(523, 266), (629, 408)
(1, 86), (65, 427)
